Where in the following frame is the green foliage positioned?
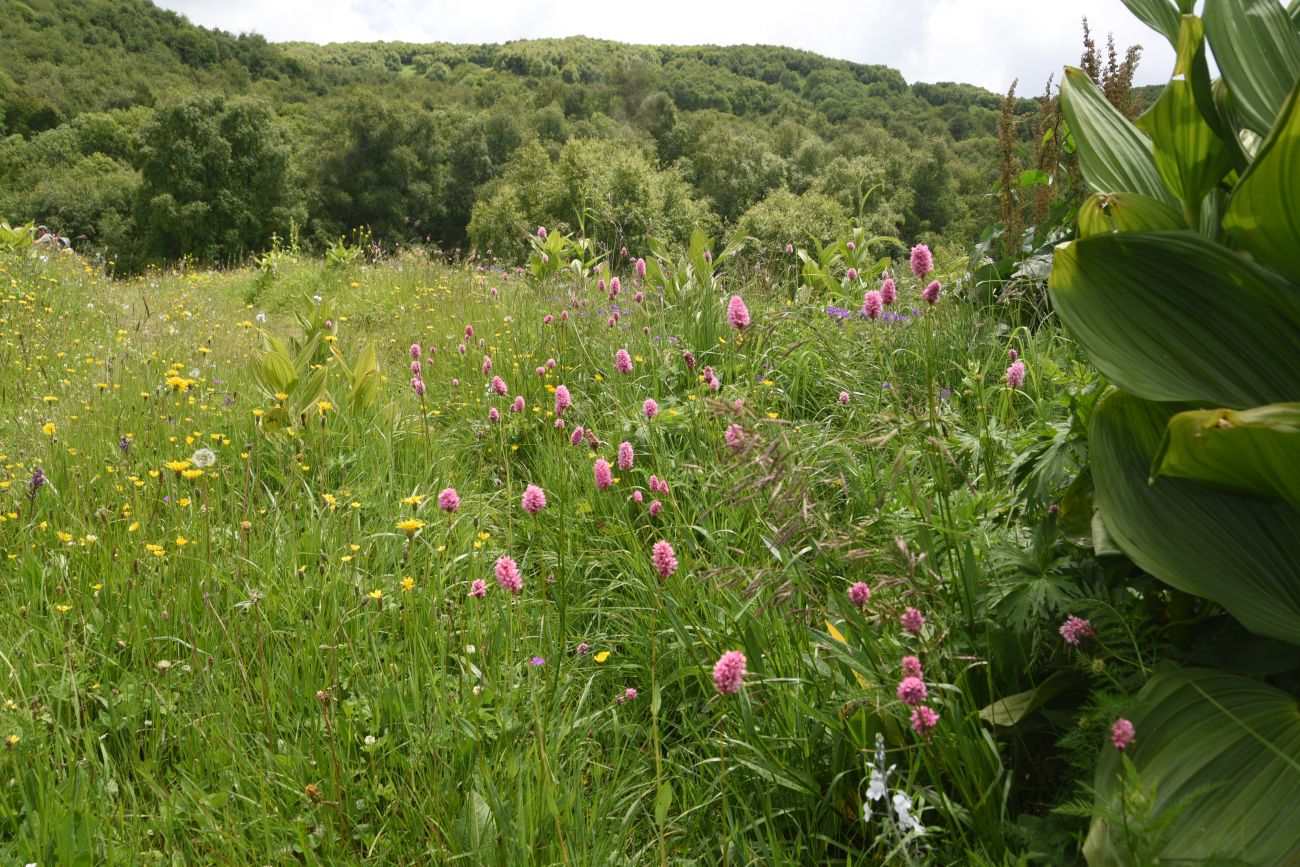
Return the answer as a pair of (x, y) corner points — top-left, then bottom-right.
(736, 187), (850, 258)
(0, 2), (1005, 268)
(1048, 1), (1300, 861)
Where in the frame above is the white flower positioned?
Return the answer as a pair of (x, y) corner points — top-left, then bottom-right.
(364, 735), (376, 746)
(255, 312), (267, 323)
(893, 792), (923, 836)
(191, 448), (217, 468)
(866, 768), (888, 803)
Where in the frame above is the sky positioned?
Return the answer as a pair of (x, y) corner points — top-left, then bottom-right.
(154, 0), (1177, 93)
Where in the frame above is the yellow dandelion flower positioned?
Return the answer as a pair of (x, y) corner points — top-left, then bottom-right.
(396, 518), (425, 535)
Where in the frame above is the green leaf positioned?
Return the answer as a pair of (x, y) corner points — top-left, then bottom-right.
(1084, 669), (1300, 866)
(1018, 169), (1051, 187)
(1224, 79), (1300, 284)
(978, 671), (1075, 727)
(1203, 0), (1300, 136)
(1152, 403), (1300, 507)
(1059, 67), (1175, 205)
(1091, 391), (1300, 643)
(1121, 0), (1182, 46)
(1076, 192), (1185, 237)
(1050, 231), (1300, 408)
(1139, 17), (1230, 215)
(654, 782), (672, 827)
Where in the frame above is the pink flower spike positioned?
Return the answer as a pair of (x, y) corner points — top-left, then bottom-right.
(863, 290), (883, 320)
(901, 655), (923, 679)
(648, 499), (662, 517)
(615, 349), (633, 374)
(727, 294), (751, 330)
(1111, 718), (1135, 751)
(438, 488), (460, 512)
(848, 582), (871, 607)
(469, 578), (487, 598)
(521, 484), (547, 515)
(570, 426), (585, 446)
(881, 277), (896, 305)
(652, 540), (678, 580)
(1059, 615), (1094, 646)
(712, 650), (747, 695)
(643, 398), (659, 419)
(594, 458), (613, 490)
(901, 607), (926, 636)
(554, 384), (571, 416)
(923, 280), (941, 305)
(494, 556), (522, 595)
(911, 705), (939, 737)
(1006, 360), (1026, 389)
(910, 243), (933, 278)
(897, 676), (928, 705)
(618, 441), (634, 471)
(838, 391), (850, 405)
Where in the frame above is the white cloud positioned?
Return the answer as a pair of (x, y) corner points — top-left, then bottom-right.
(157, 0), (1177, 91)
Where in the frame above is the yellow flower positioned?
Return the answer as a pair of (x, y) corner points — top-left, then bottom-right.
(42, 423), (56, 437)
(594, 651), (611, 664)
(368, 589), (383, 600)
(175, 536), (188, 547)
(400, 577), (414, 593)
(4, 734), (18, 747)
(165, 460), (191, 474)
(402, 494), (425, 506)
(396, 518), (425, 535)
(181, 469), (204, 480)
(56, 604), (72, 613)
(317, 401), (333, 415)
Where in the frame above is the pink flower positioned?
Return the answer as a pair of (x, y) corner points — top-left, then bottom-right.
(487, 407), (500, 422)
(576, 642), (589, 655)
(554, 417), (565, 429)
(482, 355), (493, 375)
(846, 267), (858, 282)
(570, 426), (585, 445)
(897, 676), (928, 705)
(1006, 360), (1026, 389)
(438, 488), (460, 512)
(610, 276), (621, 296)
(901, 655), (923, 679)
(410, 360), (421, 374)
(451, 378), (460, 388)
(634, 291), (644, 303)
(636, 257), (647, 278)
(838, 391), (850, 405)
(494, 556), (522, 594)
(911, 705), (939, 736)
(712, 650), (747, 695)
(652, 540), (678, 579)
(511, 396), (525, 412)
(683, 350), (697, 372)
(491, 375), (507, 396)
(1059, 615), (1094, 646)
(649, 499), (662, 517)
(727, 295), (751, 330)
(910, 243), (933, 278)
(649, 475), (669, 495)
(409, 343), (421, 359)
(411, 376), (426, 397)
(536, 366), (546, 376)
(901, 607), (926, 636)
(555, 384), (571, 416)
(561, 310), (569, 321)
(617, 441), (634, 471)
(923, 280), (941, 305)
(537, 226), (548, 239)
(465, 325), (474, 339)
(469, 578), (487, 598)
(615, 349), (633, 374)
(543, 314), (553, 325)
(643, 398), (659, 419)
(863, 290), (883, 320)
(522, 484), (547, 515)
(594, 458), (613, 490)
(624, 687), (638, 701)
(1111, 718), (1135, 751)
(881, 277), (896, 305)
(725, 424), (745, 452)
(633, 490), (644, 504)
(458, 343), (467, 355)
(848, 581), (871, 607)
(1008, 348), (1018, 362)
(785, 243), (794, 254)
(547, 358), (556, 369)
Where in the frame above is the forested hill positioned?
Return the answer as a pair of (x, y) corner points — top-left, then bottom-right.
(1, 0), (1015, 268)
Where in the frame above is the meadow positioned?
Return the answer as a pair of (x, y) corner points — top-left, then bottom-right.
(0, 234), (1112, 864)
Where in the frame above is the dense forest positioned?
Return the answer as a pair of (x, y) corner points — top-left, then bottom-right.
(0, 0), (1029, 269)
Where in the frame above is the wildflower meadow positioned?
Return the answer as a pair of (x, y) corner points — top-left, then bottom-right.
(2, 0), (1300, 864)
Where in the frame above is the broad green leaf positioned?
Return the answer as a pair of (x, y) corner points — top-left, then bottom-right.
(1121, 0), (1181, 46)
(1152, 403), (1300, 507)
(1203, 0), (1300, 136)
(257, 350), (298, 394)
(978, 671), (1075, 727)
(1076, 192), (1185, 237)
(1050, 231), (1300, 408)
(295, 365), (329, 413)
(1291, 0), (1300, 29)
(1139, 17), (1230, 215)
(1084, 669), (1300, 866)
(1060, 67), (1175, 205)
(1224, 79), (1300, 284)
(1018, 169), (1050, 187)
(1091, 392), (1300, 643)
